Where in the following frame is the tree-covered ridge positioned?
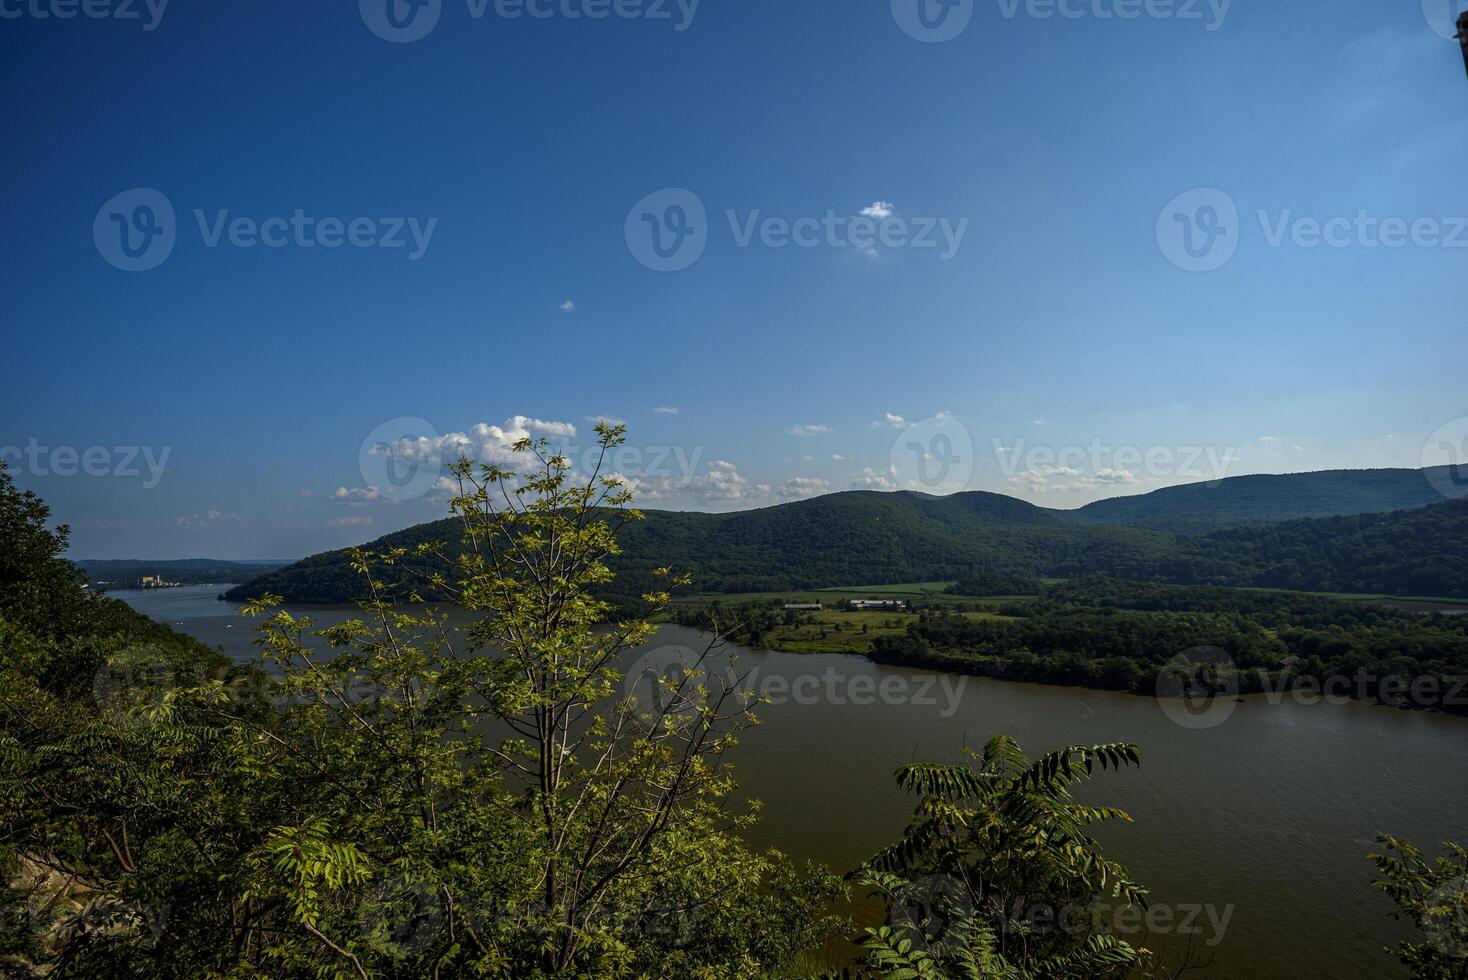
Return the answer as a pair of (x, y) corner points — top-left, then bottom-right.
(225, 491), (1177, 603)
(228, 483), (1468, 604)
(1071, 465), (1468, 531)
(1094, 498), (1468, 597)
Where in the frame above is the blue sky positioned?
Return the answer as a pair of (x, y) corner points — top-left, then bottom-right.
(3, 0), (1467, 559)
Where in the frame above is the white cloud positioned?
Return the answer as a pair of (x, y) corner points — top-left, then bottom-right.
(1090, 468), (1138, 486)
(851, 467), (898, 491)
(330, 486), (381, 504)
(652, 406), (680, 415)
(1007, 465), (1136, 494)
(860, 201), (895, 220)
(176, 510), (239, 529)
(559, 299), (576, 312)
(775, 477), (830, 499)
(691, 459), (750, 500)
(371, 416), (579, 474)
(786, 424), (831, 438)
(832, 453), (846, 461)
(327, 515), (374, 529)
(585, 415), (625, 427)
(872, 412), (907, 429)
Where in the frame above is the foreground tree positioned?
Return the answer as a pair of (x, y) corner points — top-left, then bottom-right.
(235, 423), (842, 977)
(837, 736), (1148, 979)
(1370, 834), (1468, 978)
(2, 435), (843, 978)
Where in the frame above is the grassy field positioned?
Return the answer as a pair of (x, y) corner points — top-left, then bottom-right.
(681, 581), (1035, 609)
(758, 608), (1015, 655)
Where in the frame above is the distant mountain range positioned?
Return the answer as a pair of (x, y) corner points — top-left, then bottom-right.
(224, 466), (1468, 604)
(1071, 465), (1468, 530)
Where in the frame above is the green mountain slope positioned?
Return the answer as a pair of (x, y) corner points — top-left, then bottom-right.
(1099, 498), (1468, 597)
(1071, 466), (1468, 530)
(226, 491), (1175, 603)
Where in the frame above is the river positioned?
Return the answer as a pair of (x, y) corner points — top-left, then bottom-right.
(115, 585), (1468, 979)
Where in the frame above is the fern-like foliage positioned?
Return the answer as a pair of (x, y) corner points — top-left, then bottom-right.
(847, 736), (1147, 979)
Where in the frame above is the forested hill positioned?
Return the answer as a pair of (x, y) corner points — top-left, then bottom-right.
(226, 476), (1468, 603)
(224, 491), (1176, 603)
(1099, 498), (1468, 597)
(1072, 465), (1468, 530)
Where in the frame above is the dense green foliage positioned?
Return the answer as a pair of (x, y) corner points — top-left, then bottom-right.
(948, 572), (1046, 597)
(0, 462), (266, 976)
(1088, 500), (1468, 598)
(1369, 834), (1468, 978)
(833, 737), (1149, 979)
(227, 473), (1468, 605)
(872, 578), (1468, 713)
(0, 447), (844, 978)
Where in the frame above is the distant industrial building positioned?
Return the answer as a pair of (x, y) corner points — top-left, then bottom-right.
(848, 599), (907, 611)
(783, 602), (822, 611)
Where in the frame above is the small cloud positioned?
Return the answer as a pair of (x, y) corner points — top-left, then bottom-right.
(775, 477), (830, 499)
(872, 412), (907, 429)
(652, 406), (680, 415)
(832, 453), (846, 461)
(586, 415), (625, 427)
(330, 486), (381, 504)
(786, 424), (831, 438)
(327, 515), (374, 529)
(851, 467), (898, 491)
(176, 510), (239, 529)
(860, 201), (895, 220)
(1032, 418), (1045, 426)
(559, 299), (576, 312)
